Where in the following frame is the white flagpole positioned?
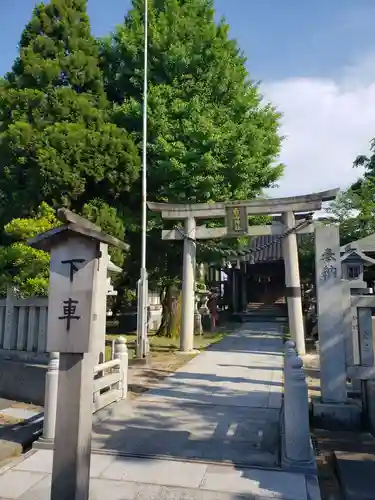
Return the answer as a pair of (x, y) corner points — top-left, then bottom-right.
(136, 0), (149, 358)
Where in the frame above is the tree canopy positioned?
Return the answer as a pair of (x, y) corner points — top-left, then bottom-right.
(0, 0), (286, 304)
(101, 0), (284, 287)
(297, 140), (375, 288)
(321, 139), (375, 248)
(0, 0), (140, 225)
(0, 203), (57, 297)
(103, 0), (283, 204)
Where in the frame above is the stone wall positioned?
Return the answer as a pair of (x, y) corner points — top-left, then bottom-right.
(0, 359), (47, 406)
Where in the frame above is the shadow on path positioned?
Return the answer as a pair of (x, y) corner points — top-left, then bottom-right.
(91, 322), (284, 469)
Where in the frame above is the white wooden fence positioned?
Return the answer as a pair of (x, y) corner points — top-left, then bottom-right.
(0, 291), (48, 360)
(0, 289), (161, 360)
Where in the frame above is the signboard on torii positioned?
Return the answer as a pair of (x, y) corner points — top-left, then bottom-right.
(225, 206), (248, 237)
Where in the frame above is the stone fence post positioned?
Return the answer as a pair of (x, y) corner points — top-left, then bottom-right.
(2, 288), (15, 350)
(42, 352), (60, 442)
(115, 337), (128, 399)
(284, 339), (296, 374)
(283, 349), (314, 471)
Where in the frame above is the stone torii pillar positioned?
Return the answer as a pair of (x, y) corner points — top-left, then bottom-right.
(180, 217), (197, 352)
(282, 211), (306, 355)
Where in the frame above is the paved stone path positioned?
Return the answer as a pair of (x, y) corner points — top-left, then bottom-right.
(0, 323), (319, 499)
(91, 322), (283, 467)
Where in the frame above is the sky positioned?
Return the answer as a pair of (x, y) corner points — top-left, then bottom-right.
(2, 0), (375, 197)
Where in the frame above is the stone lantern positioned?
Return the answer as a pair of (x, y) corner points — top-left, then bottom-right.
(341, 243), (375, 293)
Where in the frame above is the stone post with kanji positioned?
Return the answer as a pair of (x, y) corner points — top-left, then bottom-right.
(314, 223), (347, 403)
(312, 223), (362, 430)
(28, 209), (128, 500)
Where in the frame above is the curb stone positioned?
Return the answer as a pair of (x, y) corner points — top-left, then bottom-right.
(0, 412), (43, 463)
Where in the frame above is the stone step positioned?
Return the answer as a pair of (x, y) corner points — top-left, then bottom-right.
(234, 315), (288, 323)
(246, 305), (287, 314)
(247, 303), (286, 309)
(244, 309), (286, 315)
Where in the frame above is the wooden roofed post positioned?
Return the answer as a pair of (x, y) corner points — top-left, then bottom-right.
(230, 261), (241, 313)
(240, 261), (248, 312)
(92, 242), (109, 365)
(28, 209), (128, 500)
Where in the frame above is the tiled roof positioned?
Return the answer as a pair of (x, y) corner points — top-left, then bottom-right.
(245, 235), (282, 264)
(233, 216), (312, 264)
(340, 233), (375, 253)
(243, 233), (307, 264)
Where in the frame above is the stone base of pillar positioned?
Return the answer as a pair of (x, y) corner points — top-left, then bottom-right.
(280, 407), (317, 475)
(281, 451), (317, 475)
(176, 349), (200, 356)
(311, 397), (362, 431)
(33, 437), (54, 450)
(131, 353), (152, 367)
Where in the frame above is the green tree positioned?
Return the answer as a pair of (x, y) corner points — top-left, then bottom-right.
(349, 141), (375, 237)
(320, 139), (375, 248)
(103, 0), (282, 205)
(102, 0), (284, 318)
(81, 199), (126, 266)
(325, 189), (366, 245)
(0, 200), (127, 298)
(0, 203), (58, 297)
(0, 0), (140, 224)
(297, 186), (375, 290)
(297, 191), (362, 288)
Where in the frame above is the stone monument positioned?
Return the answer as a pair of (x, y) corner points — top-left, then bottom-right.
(312, 223), (361, 429)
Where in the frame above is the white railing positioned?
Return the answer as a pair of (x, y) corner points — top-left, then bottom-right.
(93, 336), (128, 412)
(42, 337), (128, 442)
(0, 290), (48, 358)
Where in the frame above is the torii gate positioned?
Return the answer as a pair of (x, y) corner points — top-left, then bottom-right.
(148, 188), (339, 355)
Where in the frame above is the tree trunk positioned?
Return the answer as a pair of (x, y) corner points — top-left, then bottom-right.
(169, 292), (182, 340)
(157, 285), (172, 337)
(157, 285), (181, 338)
